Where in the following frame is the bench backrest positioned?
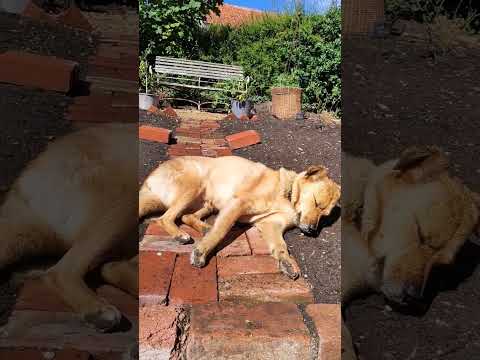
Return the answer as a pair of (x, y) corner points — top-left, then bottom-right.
(155, 56), (244, 81)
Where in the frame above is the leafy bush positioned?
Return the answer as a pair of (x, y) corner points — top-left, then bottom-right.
(139, 0), (223, 61)
(198, 8), (341, 113)
(386, 0), (480, 32)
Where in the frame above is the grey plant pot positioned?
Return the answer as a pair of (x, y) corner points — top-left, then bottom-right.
(139, 93), (155, 110)
(231, 100), (252, 118)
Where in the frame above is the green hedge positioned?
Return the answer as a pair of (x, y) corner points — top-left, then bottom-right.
(198, 8), (341, 113)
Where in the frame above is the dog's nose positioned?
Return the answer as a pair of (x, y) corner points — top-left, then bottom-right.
(300, 224), (316, 235)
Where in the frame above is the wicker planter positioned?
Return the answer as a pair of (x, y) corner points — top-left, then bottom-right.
(343, 0), (385, 35)
(271, 87), (302, 120)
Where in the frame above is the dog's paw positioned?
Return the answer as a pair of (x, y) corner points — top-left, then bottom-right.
(190, 248), (206, 268)
(175, 234), (194, 245)
(83, 304), (122, 332)
(279, 258), (300, 280)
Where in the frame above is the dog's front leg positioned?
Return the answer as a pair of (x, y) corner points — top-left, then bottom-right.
(190, 199), (246, 267)
(254, 219), (300, 280)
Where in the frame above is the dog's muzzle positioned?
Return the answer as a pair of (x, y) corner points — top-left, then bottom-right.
(299, 224), (317, 236)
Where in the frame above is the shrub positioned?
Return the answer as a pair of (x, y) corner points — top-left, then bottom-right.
(139, 0), (223, 61)
(199, 7), (341, 114)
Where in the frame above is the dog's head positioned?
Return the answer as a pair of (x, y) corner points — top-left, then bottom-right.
(367, 147), (480, 306)
(291, 165), (341, 235)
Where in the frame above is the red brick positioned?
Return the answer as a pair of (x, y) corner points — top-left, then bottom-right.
(223, 113), (238, 121)
(139, 126), (171, 144)
(140, 236), (194, 253)
(163, 106), (178, 118)
(201, 148), (218, 157)
(239, 114), (250, 121)
(169, 143), (201, 150)
(22, 1), (56, 24)
(58, 5), (93, 32)
(147, 105), (159, 113)
(175, 136), (201, 144)
(66, 105), (138, 123)
(169, 254), (217, 304)
(225, 130), (261, 150)
(183, 148), (203, 156)
(15, 278), (70, 312)
(217, 230), (252, 257)
(96, 285), (138, 318)
(201, 138), (216, 145)
(179, 224), (203, 240)
(306, 304), (341, 360)
(145, 222), (170, 237)
(187, 302), (311, 360)
(217, 255), (279, 279)
(0, 311), (135, 353)
(214, 139), (227, 146)
(215, 147), (233, 156)
(246, 227), (270, 255)
(251, 114), (260, 121)
(0, 51), (78, 93)
(219, 273), (313, 303)
(139, 251), (176, 306)
(139, 305), (179, 359)
(0, 349), (90, 359)
(167, 148), (187, 156)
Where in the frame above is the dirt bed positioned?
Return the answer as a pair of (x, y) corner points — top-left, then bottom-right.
(343, 33), (480, 359)
(219, 115), (341, 304)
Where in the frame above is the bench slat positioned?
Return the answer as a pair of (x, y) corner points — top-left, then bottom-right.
(156, 56), (242, 71)
(155, 66), (243, 81)
(155, 63), (243, 75)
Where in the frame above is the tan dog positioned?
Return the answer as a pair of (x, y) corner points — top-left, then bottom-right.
(0, 123), (138, 332)
(139, 156), (340, 279)
(341, 147), (480, 359)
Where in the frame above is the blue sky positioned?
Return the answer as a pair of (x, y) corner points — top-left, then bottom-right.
(225, 0), (340, 13)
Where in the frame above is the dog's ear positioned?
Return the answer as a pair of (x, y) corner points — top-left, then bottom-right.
(394, 146), (446, 172)
(305, 165), (328, 180)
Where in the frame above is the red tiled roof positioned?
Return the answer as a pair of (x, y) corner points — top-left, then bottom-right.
(206, 3), (266, 27)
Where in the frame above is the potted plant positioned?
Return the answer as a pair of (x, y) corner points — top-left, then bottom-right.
(139, 58), (156, 110)
(230, 90), (253, 119)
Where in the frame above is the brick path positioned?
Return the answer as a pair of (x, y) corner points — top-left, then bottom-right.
(0, 7), (138, 358)
(139, 115), (341, 359)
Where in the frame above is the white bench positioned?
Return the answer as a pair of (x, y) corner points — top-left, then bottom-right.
(155, 56), (248, 110)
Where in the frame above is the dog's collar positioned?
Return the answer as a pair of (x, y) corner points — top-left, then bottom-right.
(279, 167), (298, 204)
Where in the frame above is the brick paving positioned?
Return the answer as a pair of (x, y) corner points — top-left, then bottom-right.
(0, 6), (138, 358)
(139, 113), (341, 358)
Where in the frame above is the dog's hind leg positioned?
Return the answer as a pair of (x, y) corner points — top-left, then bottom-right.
(42, 205), (135, 332)
(181, 202), (214, 235)
(152, 190), (199, 244)
(101, 255), (138, 296)
(0, 219), (61, 270)
(191, 199), (245, 267)
(139, 185), (165, 220)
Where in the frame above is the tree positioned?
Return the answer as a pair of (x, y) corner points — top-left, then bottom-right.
(140, 0), (223, 60)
